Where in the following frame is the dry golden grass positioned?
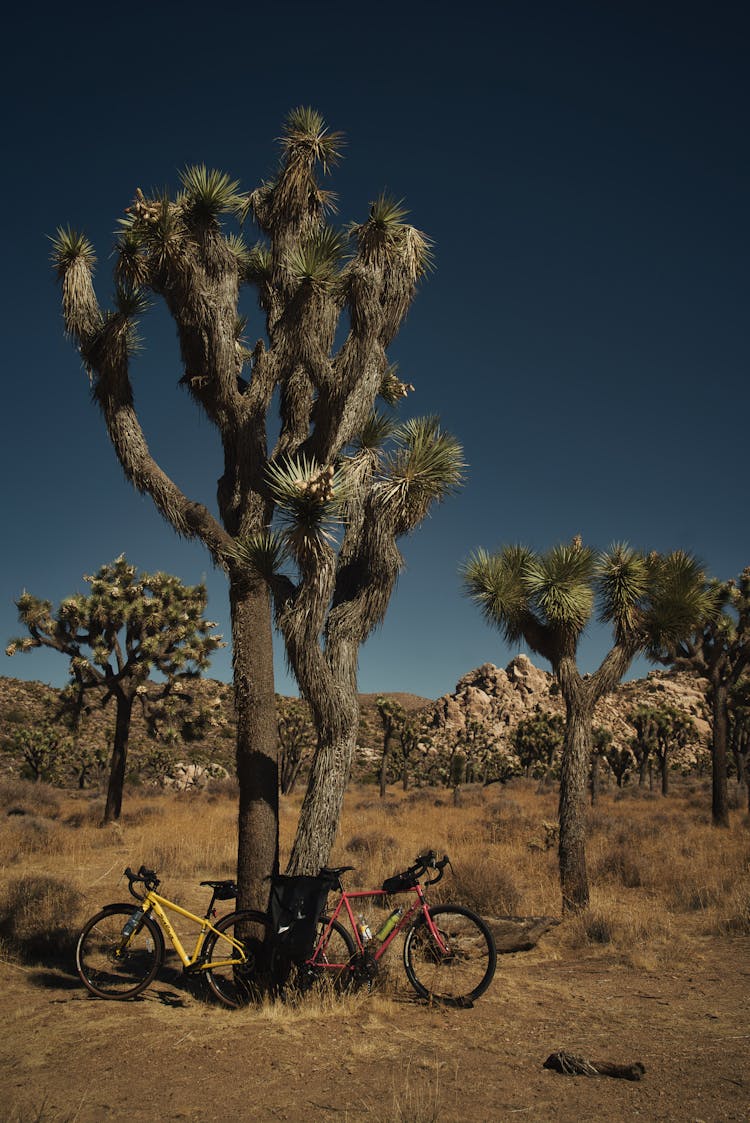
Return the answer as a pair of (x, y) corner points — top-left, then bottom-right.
(1, 774), (748, 983)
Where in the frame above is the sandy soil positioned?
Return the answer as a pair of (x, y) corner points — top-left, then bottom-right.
(2, 924), (748, 1123)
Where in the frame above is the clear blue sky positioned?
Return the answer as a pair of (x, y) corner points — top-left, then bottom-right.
(1, 1), (747, 699)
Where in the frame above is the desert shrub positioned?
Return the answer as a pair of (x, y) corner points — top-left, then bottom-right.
(120, 804), (165, 826)
(593, 849), (643, 888)
(613, 786), (659, 802)
(717, 882), (750, 935)
(204, 777), (240, 801)
(0, 779), (60, 819)
(567, 901), (671, 951)
(578, 911), (614, 944)
(0, 875), (83, 963)
(669, 879), (731, 912)
(64, 805), (105, 828)
(4, 816), (70, 857)
(445, 857), (521, 915)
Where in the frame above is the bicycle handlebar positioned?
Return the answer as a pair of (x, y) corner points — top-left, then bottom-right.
(124, 865), (160, 901)
(411, 851), (450, 886)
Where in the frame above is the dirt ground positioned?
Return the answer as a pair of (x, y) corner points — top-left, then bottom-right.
(2, 923), (748, 1123)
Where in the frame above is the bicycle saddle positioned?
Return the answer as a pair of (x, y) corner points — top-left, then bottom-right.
(200, 879), (237, 900)
(319, 865), (354, 878)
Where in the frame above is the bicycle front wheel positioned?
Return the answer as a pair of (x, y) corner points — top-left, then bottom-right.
(203, 909), (272, 1008)
(76, 904), (164, 999)
(403, 904), (496, 1007)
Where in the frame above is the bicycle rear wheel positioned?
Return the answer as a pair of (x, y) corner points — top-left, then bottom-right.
(76, 904), (164, 999)
(403, 904), (496, 1006)
(203, 909), (272, 1008)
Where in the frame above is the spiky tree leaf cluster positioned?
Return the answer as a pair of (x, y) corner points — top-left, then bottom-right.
(463, 538), (713, 911)
(7, 556), (222, 820)
(656, 568), (750, 826)
(51, 109), (460, 887)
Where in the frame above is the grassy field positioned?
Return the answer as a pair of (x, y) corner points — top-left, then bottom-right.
(1, 776), (749, 1121)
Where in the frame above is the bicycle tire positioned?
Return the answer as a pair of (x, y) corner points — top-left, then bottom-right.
(76, 903), (164, 999)
(291, 915), (356, 993)
(403, 904), (496, 1006)
(203, 909), (272, 1008)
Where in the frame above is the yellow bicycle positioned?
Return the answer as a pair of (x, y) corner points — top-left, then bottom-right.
(75, 865), (271, 1007)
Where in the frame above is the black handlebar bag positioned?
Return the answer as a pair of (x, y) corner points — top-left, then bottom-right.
(268, 873), (335, 964)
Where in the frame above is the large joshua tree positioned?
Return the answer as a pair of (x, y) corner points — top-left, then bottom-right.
(462, 539), (712, 911)
(6, 557), (221, 820)
(51, 108), (460, 890)
(657, 568), (750, 827)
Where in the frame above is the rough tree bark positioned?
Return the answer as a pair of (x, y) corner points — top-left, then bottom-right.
(103, 690), (134, 823)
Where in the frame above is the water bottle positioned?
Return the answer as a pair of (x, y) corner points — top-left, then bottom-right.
(356, 915), (372, 943)
(374, 906), (403, 942)
(121, 907), (144, 939)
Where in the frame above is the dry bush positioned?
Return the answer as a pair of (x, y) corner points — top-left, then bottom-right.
(564, 893), (673, 957)
(120, 803), (166, 826)
(592, 848), (643, 889)
(447, 857), (522, 916)
(0, 875), (83, 963)
(0, 778), (61, 818)
(717, 880), (750, 934)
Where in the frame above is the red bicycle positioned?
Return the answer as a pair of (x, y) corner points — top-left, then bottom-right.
(294, 850), (497, 1007)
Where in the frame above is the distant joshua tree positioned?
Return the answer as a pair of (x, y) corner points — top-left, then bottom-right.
(657, 569), (750, 826)
(376, 696), (406, 797)
(728, 677), (750, 811)
(7, 557), (221, 820)
(463, 539), (712, 912)
(277, 698), (314, 795)
(511, 710), (565, 780)
(627, 704), (695, 797)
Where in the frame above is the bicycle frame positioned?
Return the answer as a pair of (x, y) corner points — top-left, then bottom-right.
(134, 890), (245, 972)
(312, 882), (450, 969)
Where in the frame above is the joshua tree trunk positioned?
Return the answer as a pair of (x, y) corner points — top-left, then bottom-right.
(379, 735), (395, 798)
(286, 691), (359, 875)
(231, 578), (280, 911)
(661, 746), (669, 796)
(710, 678), (730, 828)
(558, 698), (594, 912)
(104, 690), (134, 823)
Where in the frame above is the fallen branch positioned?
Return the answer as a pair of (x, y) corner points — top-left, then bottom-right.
(543, 1051), (645, 1081)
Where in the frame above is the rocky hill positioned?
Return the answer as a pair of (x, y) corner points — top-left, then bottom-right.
(421, 654), (710, 752)
(0, 657), (710, 784)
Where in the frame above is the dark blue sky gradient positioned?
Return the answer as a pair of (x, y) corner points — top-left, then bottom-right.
(2, 1), (747, 696)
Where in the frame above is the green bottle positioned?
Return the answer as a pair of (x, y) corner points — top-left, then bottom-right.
(374, 906), (403, 941)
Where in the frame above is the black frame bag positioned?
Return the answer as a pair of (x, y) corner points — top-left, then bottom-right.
(268, 873), (335, 963)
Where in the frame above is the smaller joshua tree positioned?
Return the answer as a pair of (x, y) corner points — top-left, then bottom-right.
(511, 710), (565, 780)
(728, 677), (750, 810)
(657, 569), (750, 826)
(627, 704), (695, 796)
(7, 557), (222, 820)
(463, 539), (713, 911)
(376, 696), (406, 797)
(277, 698), (315, 795)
